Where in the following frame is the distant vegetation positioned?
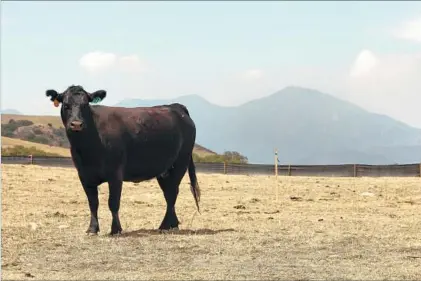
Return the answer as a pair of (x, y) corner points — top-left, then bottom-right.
(1, 119), (34, 136)
(193, 151), (248, 164)
(2, 118), (69, 147)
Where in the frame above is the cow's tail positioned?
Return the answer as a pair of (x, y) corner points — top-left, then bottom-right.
(188, 154), (201, 213)
(172, 103), (200, 212)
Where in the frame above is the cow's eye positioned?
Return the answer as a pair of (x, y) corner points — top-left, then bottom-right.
(63, 104), (71, 110)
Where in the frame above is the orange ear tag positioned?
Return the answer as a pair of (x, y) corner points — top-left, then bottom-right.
(53, 99), (59, 107)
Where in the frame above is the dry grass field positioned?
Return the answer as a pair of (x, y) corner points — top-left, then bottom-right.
(2, 164), (421, 280)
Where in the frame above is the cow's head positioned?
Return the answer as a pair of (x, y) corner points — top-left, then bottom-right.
(45, 85), (106, 132)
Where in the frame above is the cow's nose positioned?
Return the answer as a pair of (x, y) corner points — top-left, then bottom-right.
(70, 121), (83, 130)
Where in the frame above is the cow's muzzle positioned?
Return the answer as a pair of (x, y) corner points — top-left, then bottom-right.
(70, 121), (84, 131)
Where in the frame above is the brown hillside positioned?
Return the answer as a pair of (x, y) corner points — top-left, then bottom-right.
(1, 114), (64, 128)
(1, 136), (71, 157)
(1, 114), (216, 157)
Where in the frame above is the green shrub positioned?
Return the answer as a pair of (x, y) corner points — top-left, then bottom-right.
(1, 126), (15, 137)
(33, 128), (43, 135)
(1, 119), (34, 137)
(193, 150), (248, 164)
(26, 133), (37, 142)
(32, 135), (50, 144)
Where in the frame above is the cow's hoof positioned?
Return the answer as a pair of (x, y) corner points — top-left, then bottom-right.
(159, 226), (179, 233)
(109, 228), (122, 236)
(86, 226), (99, 235)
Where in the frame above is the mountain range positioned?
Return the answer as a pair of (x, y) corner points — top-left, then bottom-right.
(1, 109), (22, 115)
(115, 86), (421, 165)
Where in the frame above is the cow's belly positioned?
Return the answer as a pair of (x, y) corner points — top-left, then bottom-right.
(122, 135), (182, 181)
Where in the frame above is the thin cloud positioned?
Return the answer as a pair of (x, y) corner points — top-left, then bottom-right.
(392, 16), (421, 43)
(244, 69), (263, 79)
(346, 49), (421, 126)
(79, 51), (146, 74)
(117, 55), (147, 73)
(79, 51), (117, 74)
(349, 49), (378, 78)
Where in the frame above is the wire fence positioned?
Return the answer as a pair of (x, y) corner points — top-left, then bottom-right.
(2, 155), (421, 177)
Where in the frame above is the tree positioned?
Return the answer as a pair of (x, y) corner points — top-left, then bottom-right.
(222, 151), (248, 164)
(192, 150), (248, 164)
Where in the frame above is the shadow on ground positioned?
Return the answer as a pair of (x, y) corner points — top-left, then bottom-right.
(118, 228), (236, 237)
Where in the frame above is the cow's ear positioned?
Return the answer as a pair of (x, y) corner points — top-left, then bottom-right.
(46, 89), (63, 107)
(88, 90), (107, 104)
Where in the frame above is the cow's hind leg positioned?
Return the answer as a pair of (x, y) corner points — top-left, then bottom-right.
(157, 157), (189, 231)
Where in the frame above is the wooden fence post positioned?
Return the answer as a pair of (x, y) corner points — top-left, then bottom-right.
(288, 164), (291, 176)
(29, 154), (33, 165)
(274, 149), (278, 177)
(223, 161), (227, 174)
(353, 164), (357, 177)
(419, 163), (421, 177)
(275, 149), (279, 202)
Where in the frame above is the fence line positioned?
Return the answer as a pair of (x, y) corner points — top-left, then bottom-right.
(2, 155), (421, 178)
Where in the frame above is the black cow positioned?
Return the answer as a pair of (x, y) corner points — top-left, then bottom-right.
(45, 85), (201, 235)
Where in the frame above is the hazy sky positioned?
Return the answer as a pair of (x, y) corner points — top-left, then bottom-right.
(1, 1), (421, 127)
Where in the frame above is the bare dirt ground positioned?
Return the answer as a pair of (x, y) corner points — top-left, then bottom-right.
(2, 164), (421, 280)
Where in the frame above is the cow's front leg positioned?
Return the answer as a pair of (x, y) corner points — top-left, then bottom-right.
(82, 184), (100, 234)
(108, 178), (123, 235)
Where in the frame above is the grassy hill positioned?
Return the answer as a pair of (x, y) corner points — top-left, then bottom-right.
(1, 114), (217, 158)
(1, 114), (64, 128)
(2, 136), (71, 157)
